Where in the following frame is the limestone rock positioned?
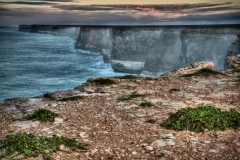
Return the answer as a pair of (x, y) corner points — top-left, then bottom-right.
(227, 34), (240, 57)
(225, 54), (240, 69)
(165, 61), (216, 76)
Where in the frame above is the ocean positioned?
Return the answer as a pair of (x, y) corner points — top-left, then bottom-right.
(0, 26), (124, 102)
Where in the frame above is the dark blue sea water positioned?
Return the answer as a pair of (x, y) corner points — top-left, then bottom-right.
(0, 26), (124, 102)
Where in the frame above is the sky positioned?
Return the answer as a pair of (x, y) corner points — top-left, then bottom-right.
(0, 0), (240, 25)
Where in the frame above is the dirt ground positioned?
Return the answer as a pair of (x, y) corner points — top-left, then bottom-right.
(0, 72), (240, 160)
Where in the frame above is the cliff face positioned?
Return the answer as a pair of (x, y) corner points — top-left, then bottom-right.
(75, 27), (112, 62)
(227, 34), (240, 57)
(19, 25), (80, 39)
(75, 26), (240, 76)
(19, 25), (240, 77)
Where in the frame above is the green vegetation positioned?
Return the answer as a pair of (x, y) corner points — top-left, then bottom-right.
(0, 133), (88, 159)
(169, 88), (180, 93)
(118, 92), (144, 102)
(93, 78), (116, 86)
(161, 104), (240, 132)
(139, 102), (153, 107)
(116, 75), (137, 79)
(146, 119), (156, 124)
(60, 96), (84, 101)
(43, 93), (55, 100)
(26, 108), (58, 122)
(181, 68), (220, 77)
(228, 68), (240, 74)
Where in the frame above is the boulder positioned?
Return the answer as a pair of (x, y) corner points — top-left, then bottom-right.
(165, 61), (216, 76)
(225, 54), (240, 69)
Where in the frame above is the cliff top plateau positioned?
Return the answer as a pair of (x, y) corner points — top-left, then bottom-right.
(0, 61), (240, 160)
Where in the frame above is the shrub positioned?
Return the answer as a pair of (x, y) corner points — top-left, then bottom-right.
(169, 88), (180, 93)
(60, 96), (84, 101)
(229, 68), (240, 74)
(181, 68), (220, 77)
(26, 108), (58, 122)
(139, 102), (153, 107)
(118, 92), (144, 101)
(161, 104), (240, 132)
(0, 133), (88, 159)
(116, 75), (137, 79)
(43, 93), (55, 100)
(93, 78), (115, 85)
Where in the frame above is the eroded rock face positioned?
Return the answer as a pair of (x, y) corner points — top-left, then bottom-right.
(226, 34), (240, 57)
(75, 27), (113, 62)
(164, 61), (216, 76)
(225, 54), (240, 69)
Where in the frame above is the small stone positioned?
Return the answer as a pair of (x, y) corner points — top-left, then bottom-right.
(132, 151), (137, 155)
(54, 118), (64, 124)
(209, 149), (219, 153)
(151, 140), (167, 147)
(90, 148), (98, 155)
(79, 132), (88, 138)
(166, 141), (175, 146)
(105, 149), (111, 153)
(190, 137), (198, 142)
(144, 146), (154, 151)
(202, 140), (211, 144)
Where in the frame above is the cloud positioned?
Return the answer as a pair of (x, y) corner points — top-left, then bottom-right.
(0, 2), (240, 25)
(0, 1), (54, 5)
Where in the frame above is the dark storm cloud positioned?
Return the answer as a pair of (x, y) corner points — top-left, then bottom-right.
(0, 1), (54, 5)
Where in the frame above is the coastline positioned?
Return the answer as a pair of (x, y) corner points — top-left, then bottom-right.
(0, 65), (239, 159)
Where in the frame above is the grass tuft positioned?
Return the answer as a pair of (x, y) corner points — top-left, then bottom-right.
(0, 133), (88, 159)
(26, 108), (58, 122)
(118, 92), (144, 102)
(169, 88), (180, 93)
(116, 75), (137, 79)
(93, 78), (116, 86)
(60, 96), (84, 101)
(228, 68), (240, 74)
(43, 93), (55, 100)
(139, 102), (153, 107)
(161, 104), (240, 132)
(181, 68), (220, 77)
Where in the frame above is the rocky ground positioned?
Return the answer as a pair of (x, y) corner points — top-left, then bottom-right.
(0, 68), (240, 160)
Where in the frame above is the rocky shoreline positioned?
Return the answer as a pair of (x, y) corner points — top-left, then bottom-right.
(0, 59), (240, 160)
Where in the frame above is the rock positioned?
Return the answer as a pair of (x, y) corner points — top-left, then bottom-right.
(225, 54), (240, 69)
(9, 121), (38, 130)
(202, 140), (211, 144)
(90, 148), (98, 155)
(159, 150), (172, 155)
(132, 151), (137, 155)
(151, 140), (167, 147)
(84, 87), (95, 94)
(79, 132), (88, 138)
(160, 133), (175, 139)
(144, 146), (154, 151)
(54, 118), (64, 124)
(209, 149), (219, 153)
(190, 137), (198, 142)
(150, 139), (175, 148)
(165, 61), (216, 76)
(226, 35), (240, 57)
